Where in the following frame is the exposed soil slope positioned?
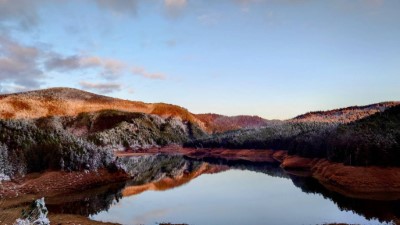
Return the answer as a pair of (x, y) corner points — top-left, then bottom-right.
(49, 214), (119, 225)
(281, 155), (400, 200)
(0, 169), (128, 224)
(0, 169), (128, 199)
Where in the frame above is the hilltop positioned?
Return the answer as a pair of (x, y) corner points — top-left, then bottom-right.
(187, 104), (400, 166)
(291, 102), (400, 123)
(1, 87), (397, 136)
(195, 113), (271, 133)
(0, 87), (205, 128)
(0, 87), (273, 133)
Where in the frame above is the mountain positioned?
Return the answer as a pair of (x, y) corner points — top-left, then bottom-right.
(290, 102), (400, 123)
(0, 88), (208, 180)
(0, 87), (205, 129)
(0, 109), (206, 180)
(1, 87), (399, 181)
(0, 87), (273, 133)
(187, 103), (400, 166)
(287, 104), (400, 166)
(0, 87), (275, 180)
(195, 113), (270, 133)
(325, 104), (400, 166)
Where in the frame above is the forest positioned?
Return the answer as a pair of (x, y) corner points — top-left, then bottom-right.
(0, 110), (205, 181)
(186, 105), (400, 166)
(1, 104), (399, 182)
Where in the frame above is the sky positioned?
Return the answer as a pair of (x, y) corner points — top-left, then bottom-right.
(0, 0), (399, 119)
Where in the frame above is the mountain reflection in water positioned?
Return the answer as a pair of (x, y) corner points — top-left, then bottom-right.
(43, 154), (399, 225)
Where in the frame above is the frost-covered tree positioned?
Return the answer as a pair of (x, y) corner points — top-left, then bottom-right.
(0, 119), (116, 179)
(14, 198), (50, 225)
(0, 142), (12, 181)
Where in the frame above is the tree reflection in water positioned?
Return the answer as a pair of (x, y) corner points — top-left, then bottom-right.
(42, 154), (400, 223)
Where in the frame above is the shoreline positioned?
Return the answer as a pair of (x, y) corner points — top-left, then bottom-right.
(0, 169), (129, 200)
(118, 146), (400, 201)
(0, 169), (129, 225)
(281, 154), (400, 201)
(2, 146), (400, 224)
(116, 146), (278, 163)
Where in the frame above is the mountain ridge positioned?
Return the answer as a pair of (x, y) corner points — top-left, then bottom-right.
(195, 113), (271, 133)
(290, 101), (400, 123)
(1, 87), (399, 132)
(0, 87), (274, 133)
(0, 87), (206, 130)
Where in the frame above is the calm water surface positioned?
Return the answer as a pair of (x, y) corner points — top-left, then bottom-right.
(75, 155), (396, 225)
(92, 169), (387, 225)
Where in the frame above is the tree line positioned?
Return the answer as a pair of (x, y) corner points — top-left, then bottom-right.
(186, 105), (400, 166)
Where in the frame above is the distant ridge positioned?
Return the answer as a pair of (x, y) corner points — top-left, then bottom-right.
(1, 87), (398, 131)
(0, 87), (270, 133)
(196, 113), (270, 133)
(290, 102), (400, 123)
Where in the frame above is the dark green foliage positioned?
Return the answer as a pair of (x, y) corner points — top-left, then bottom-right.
(0, 110), (207, 179)
(85, 111), (206, 149)
(186, 105), (400, 167)
(89, 110), (144, 133)
(0, 119), (114, 178)
(0, 143), (13, 180)
(120, 154), (202, 184)
(325, 105), (400, 166)
(185, 122), (337, 152)
(288, 123), (336, 158)
(186, 121), (206, 140)
(45, 183), (125, 217)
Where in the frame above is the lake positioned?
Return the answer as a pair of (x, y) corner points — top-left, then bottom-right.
(44, 154), (398, 225)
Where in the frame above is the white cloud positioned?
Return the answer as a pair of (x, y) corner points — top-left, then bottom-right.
(0, 32), (167, 94)
(0, 35), (44, 89)
(132, 67), (166, 80)
(45, 54), (166, 80)
(45, 54), (126, 79)
(0, 0), (42, 29)
(80, 56), (126, 79)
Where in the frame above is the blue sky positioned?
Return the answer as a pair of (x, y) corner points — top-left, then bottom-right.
(0, 0), (399, 119)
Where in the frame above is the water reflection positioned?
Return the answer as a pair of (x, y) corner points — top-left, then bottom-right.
(190, 156), (288, 178)
(46, 183), (125, 216)
(290, 175), (400, 224)
(36, 154), (400, 224)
